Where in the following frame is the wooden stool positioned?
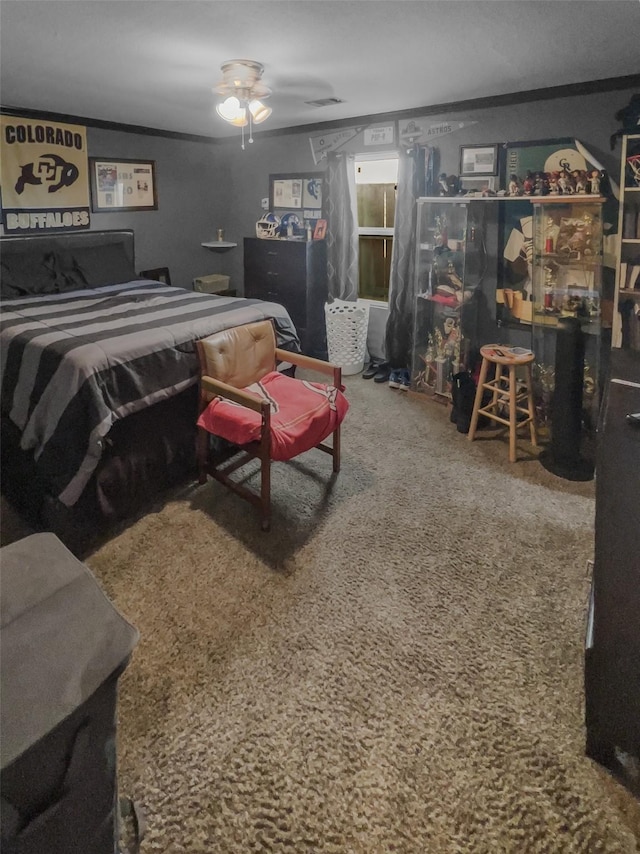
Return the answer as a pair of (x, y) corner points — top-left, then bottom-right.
(468, 345), (538, 462)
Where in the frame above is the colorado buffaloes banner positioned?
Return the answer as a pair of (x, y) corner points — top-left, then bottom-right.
(0, 116), (90, 233)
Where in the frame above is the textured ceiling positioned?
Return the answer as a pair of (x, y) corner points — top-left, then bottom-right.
(1, 1), (639, 139)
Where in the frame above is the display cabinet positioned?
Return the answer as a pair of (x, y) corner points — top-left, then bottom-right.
(612, 133), (640, 349)
(410, 198), (487, 399)
(530, 197), (605, 451)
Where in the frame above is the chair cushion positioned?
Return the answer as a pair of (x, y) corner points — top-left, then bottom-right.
(197, 371), (348, 461)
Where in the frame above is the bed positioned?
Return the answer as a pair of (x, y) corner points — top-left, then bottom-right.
(1, 229), (300, 554)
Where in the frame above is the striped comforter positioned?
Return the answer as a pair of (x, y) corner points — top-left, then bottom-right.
(0, 280), (300, 506)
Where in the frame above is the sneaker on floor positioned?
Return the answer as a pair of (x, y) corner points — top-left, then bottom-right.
(363, 360), (384, 380)
(399, 370), (411, 391)
(373, 363), (391, 383)
(388, 370), (402, 389)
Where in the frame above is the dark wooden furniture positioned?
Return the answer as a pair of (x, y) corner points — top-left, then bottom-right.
(585, 349), (640, 796)
(196, 320), (344, 531)
(243, 238), (328, 359)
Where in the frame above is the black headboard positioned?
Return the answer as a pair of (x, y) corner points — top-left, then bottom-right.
(0, 230), (136, 298)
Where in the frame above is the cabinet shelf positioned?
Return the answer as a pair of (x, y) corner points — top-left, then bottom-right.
(536, 254), (601, 265)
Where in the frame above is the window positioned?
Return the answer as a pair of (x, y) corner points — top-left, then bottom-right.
(355, 156), (398, 302)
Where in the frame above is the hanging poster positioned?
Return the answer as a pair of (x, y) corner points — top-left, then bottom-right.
(0, 115), (90, 233)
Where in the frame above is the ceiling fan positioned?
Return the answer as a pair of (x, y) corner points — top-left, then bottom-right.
(214, 59), (272, 148)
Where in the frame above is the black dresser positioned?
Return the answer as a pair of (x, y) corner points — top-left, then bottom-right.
(243, 238), (328, 359)
(585, 349), (640, 796)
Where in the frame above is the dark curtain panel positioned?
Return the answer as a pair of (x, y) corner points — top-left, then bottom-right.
(384, 146), (430, 369)
(326, 152), (359, 302)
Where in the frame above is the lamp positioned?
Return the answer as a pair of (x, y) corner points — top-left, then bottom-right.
(214, 59), (272, 148)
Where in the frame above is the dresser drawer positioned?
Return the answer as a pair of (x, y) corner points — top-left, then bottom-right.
(243, 237), (327, 358)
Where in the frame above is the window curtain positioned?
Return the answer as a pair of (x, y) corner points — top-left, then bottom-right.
(384, 145), (431, 370)
(326, 152), (359, 302)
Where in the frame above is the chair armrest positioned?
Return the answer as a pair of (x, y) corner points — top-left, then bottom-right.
(276, 349), (340, 377)
(275, 349), (342, 388)
(201, 375), (266, 413)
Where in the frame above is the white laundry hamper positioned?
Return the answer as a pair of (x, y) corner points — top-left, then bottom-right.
(324, 298), (370, 375)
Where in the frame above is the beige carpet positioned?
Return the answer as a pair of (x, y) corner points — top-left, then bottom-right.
(5, 374), (640, 852)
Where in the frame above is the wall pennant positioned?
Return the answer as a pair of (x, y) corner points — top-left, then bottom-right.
(309, 127), (362, 165)
(399, 120), (478, 148)
(0, 115), (90, 234)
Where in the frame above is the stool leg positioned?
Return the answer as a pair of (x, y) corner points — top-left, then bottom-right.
(509, 364), (517, 462)
(468, 358), (489, 442)
(525, 363), (538, 448)
(491, 362), (503, 412)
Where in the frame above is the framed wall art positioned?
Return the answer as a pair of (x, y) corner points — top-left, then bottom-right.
(501, 138), (585, 181)
(89, 158), (157, 212)
(269, 172), (323, 219)
(313, 219), (327, 240)
(459, 144), (499, 177)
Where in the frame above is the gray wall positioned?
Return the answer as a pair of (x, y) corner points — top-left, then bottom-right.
(84, 127), (227, 290)
(218, 85), (637, 295)
(6, 85), (636, 297)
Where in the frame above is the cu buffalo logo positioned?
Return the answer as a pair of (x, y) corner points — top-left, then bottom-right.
(15, 153), (79, 195)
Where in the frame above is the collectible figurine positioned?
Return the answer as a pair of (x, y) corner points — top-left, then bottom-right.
(548, 172), (560, 194)
(438, 173), (459, 196)
(572, 169), (588, 195)
(508, 174), (521, 196)
(446, 174), (460, 196)
(558, 171), (574, 194)
(535, 172), (550, 195)
(523, 171), (535, 195)
(588, 169), (602, 195)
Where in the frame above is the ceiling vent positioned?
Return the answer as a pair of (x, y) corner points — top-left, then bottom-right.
(304, 97), (345, 108)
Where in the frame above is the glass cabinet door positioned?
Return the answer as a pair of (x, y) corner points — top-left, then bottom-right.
(530, 198), (604, 439)
(411, 199), (470, 398)
(411, 198), (489, 398)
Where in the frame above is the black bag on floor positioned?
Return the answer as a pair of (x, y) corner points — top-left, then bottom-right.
(450, 370), (477, 434)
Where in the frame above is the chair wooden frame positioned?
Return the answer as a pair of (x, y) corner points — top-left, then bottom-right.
(196, 333), (342, 531)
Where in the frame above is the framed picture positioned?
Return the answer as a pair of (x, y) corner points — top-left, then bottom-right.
(459, 144), (499, 177)
(313, 219), (327, 240)
(502, 138), (587, 182)
(270, 172), (323, 217)
(89, 158), (157, 212)
(139, 267), (171, 286)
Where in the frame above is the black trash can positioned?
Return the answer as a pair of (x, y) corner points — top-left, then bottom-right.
(1, 533), (139, 854)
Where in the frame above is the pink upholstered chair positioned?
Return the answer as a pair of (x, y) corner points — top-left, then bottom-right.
(195, 320), (348, 530)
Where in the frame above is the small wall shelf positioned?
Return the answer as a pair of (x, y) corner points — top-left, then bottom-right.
(201, 241), (237, 249)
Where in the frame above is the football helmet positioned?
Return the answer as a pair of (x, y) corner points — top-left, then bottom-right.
(256, 212), (281, 239)
(279, 212), (302, 237)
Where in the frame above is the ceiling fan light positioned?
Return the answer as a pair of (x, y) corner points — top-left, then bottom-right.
(214, 60), (271, 146)
(216, 96), (242, 122)
(229, 108), (248, 127)
(249, 99), (272, 124)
